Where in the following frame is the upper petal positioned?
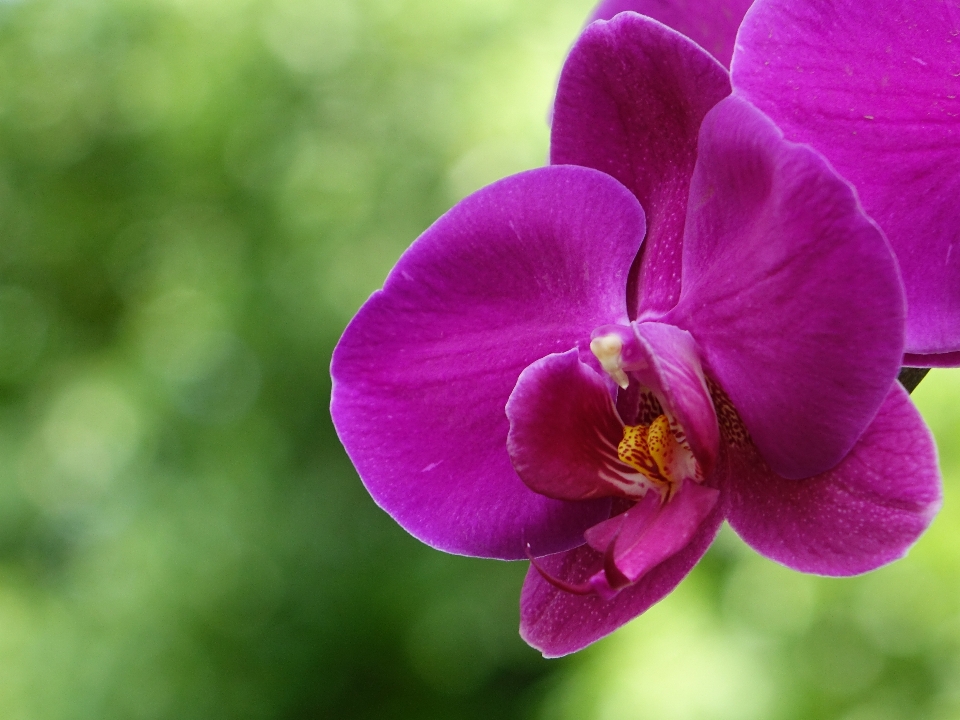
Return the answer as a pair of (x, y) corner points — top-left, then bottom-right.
(663, 96), (905, 479)
(551, 12), (730, 316)
(723, 383), (941, 575)
(330, 166), (643, 560)
(589, 0), (754, 68)
(732, 0), (960, 357)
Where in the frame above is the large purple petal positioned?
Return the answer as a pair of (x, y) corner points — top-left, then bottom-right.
(520, 500), (724, 656)
(589, 0), (754, 68)
(732, 0), (960, 356)
(723, 383), (941, 575)
(506, 350), (649, 504)
(551, 12), (730, 317)
(331, 167), (644, 560)
(662, 96), (905, 479)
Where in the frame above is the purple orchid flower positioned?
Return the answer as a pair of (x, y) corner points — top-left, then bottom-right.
(331, 14), (941, 656)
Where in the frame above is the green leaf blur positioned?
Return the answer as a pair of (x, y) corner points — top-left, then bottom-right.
(0, 0), (958, 718)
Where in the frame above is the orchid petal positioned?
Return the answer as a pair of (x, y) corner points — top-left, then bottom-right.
(732, 0), (960, 356)
(331, 166), (644, 559)
(520, 499), (724, 657)
(506, 350), (649, 503)
(551, 12), (730, 316)
(589, 0), (754, 68)
(723, 383), (941, 575)
(663, 96), (905, 479)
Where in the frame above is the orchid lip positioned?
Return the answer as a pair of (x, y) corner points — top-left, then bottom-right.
(525, 543), (595, 596)
(526, 516), (634, 600)
(508, 337), (712, 601)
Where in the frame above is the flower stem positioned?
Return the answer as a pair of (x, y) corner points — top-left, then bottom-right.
(898, 367), (930, 394)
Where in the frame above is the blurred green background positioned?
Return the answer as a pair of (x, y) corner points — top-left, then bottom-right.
(0, 0), (958, 718)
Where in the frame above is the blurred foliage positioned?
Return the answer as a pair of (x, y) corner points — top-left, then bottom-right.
(0, 0), (959, 718)
(0, 0), (593, 717)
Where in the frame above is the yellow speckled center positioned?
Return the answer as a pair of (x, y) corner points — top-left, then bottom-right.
(618, 414), (692, 498)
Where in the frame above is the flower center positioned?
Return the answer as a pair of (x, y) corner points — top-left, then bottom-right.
(618, 414), (699, 500)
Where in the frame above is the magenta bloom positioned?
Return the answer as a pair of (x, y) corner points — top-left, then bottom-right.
(331, 15), (941, 656)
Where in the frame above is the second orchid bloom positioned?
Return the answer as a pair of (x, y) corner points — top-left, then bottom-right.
(331, 13), (942, 656)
